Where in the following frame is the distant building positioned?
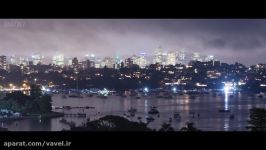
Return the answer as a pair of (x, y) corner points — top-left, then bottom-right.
(166, 51), (176, 65)
(101, 57), (115, 68)
(192, 52), (202, 61)
(72, 57), (79, 72)
(9, 55), (28, 66)
(32, 53), (44, 65)
(176, 50), (185, 64)
(132, 53), (147, 69)
(205, 55), (214, 62)
(153, 46), (163, 64)
(125, 58), (133, 68)
(81, 60), (91, 70)
(52, 54), (65, 67)
(0, 55), (7, 70)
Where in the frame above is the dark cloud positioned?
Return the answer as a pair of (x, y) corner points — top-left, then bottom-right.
(0, 19), (266, 66)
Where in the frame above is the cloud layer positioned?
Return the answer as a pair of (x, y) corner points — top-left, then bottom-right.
(0, 19), (265, 65)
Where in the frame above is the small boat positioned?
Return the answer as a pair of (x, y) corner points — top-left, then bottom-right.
(229, 114), (234, 120)
(86, 93), (93, 97)
(219, 109), (231, 113)
(128, 108), (137, 117)
(173, 112), (181, 120)
(146, 116), (155, 122)
(61, 94), (67, 99)
(68, 93), (83, 98)
(63, 106), (71, 110)
(189, 95), (196, 99)
(99, 95), (108, 99)
(59, 118), (67, 123)
(148, 106), (159, 114)
(136, 96), (141, 99)
(258, 94), (264, 99)
(128, 108), (137, 114)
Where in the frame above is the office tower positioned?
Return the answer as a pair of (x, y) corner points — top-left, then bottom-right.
(52, 54), (65, 67)
(205, 55), (214, 62)
(125, 58), (133, 68)
(166, 51), (176, 65)
(81, 60), (91, 70)
(9, 56), (29, 66)
(132, 53), (147, 68)
(0, 55), (7, 70)
(72, 57), (79, 67)
(192, 52), (202, 61)
(32, 53), (44, 65)
(101, 57), (115, 68)
(176, 50), (185, 64)
(161, 52), (168, 66)
(153, 46), (163, 64)
(93, 58), (101, 68)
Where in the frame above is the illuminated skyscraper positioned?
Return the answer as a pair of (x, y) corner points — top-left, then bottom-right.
(192, 52), (202, 61)
(125, 58), (133, 68)
(101, 57), (115, 68)
(9, 55), (28, 66)
(32, 53), (44, 65)
(0, 55), (7, 70)
(52, 54), (65, 67)
(166, 51), (176, 65)
(205, 55), (214, 62)
(153, 46), (163, 64)
(132, 53), (147, 68)
(176, 50), (185, 64)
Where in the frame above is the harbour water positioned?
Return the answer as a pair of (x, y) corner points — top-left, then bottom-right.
(2, 92), (266, 131)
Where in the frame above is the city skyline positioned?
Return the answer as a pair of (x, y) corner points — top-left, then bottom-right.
(0, 19), (266, 66)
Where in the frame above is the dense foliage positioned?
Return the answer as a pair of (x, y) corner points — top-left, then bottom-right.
(0, 84), (52, 114)
(71, 115), (152, 131)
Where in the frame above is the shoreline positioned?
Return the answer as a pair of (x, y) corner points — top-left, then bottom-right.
(0, 111), (64, 122)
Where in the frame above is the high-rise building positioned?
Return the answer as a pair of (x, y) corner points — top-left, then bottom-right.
(125, 58), (133, 68)
(72, 57), (79, 67)
(101, 57), (115, 68)
(153, 46), (163, 64)
(72, 57), (79, 72)
(81, 60), (91, 70)
(205, 55), (214, 62)
(9, 56), (29, 66)
(94, 58), (102, 68)
(0, 55), (7, 70)
(32, 53), (44, 65)
(161, 52), (168, 66)
(176, 50), (185, 64)
(192, 52), (202, 61)
(166, 51), (176, 65)
(52, 54), (65, 67)
(132, 53), (147, 68)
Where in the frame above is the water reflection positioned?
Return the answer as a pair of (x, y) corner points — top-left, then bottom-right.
(4, 93), (266, 131)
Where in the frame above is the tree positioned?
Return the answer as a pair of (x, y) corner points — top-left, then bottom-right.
(159, 122), (175, 131)
(37, 95), (52, 113)
(180, 122), (200, 132)
(247, 108), (266, 131)
(71, 115), (152, 131)
(30, 84), (42, 99)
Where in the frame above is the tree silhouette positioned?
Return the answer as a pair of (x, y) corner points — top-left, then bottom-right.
(159, 122), (175, 131)
(180, 122), (200, 132)
(71, 115), (152, 131)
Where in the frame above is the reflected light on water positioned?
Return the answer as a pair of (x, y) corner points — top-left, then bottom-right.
(225, 91), (229, 111)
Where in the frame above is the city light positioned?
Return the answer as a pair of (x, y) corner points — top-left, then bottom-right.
(196, 83), (207, 87)
(144, 87), (149, 93)
(172, 87), (177, 92)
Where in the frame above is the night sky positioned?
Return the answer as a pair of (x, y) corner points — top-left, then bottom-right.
(0, 19), (265, 66)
